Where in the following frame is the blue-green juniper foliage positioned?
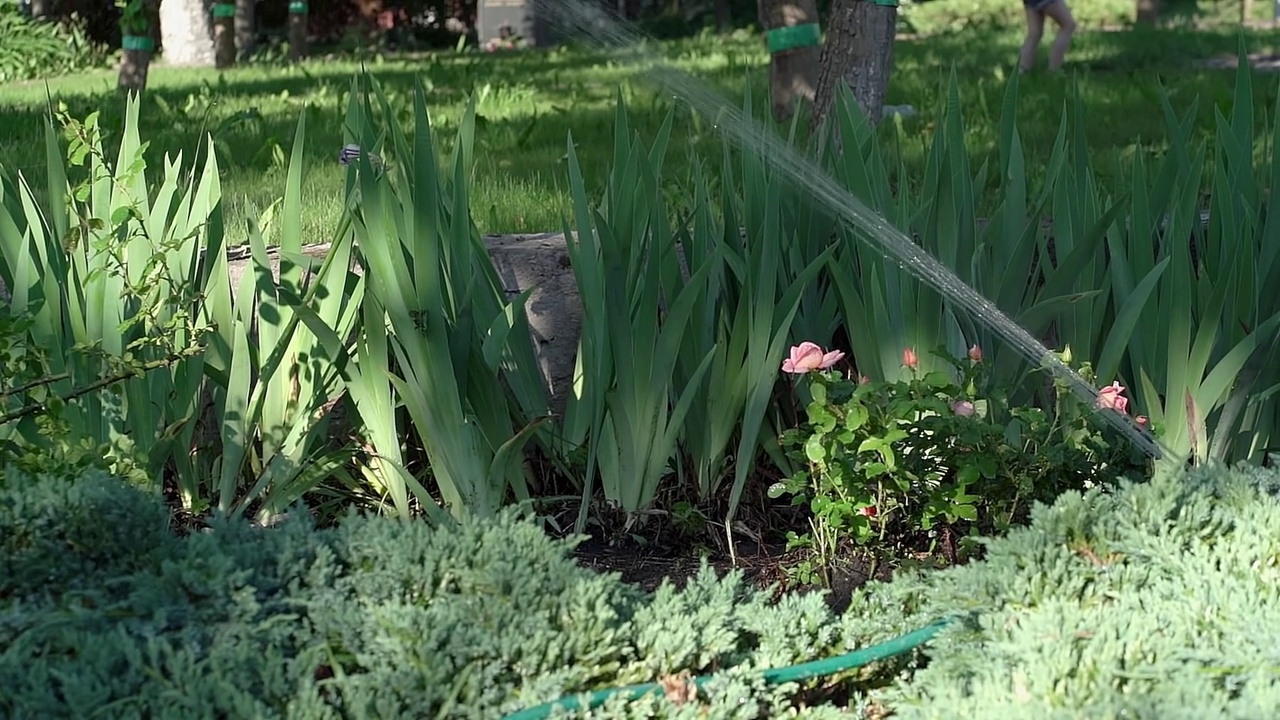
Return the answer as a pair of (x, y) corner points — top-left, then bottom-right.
(2, 462), (1278, 717)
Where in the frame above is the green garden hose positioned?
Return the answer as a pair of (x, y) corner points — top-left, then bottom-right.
(502, 616), (956, 719)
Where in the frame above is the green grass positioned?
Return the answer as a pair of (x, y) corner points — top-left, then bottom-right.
(1, 25), (1279, 241)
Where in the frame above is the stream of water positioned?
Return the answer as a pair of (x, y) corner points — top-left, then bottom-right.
(536, 0), (1165, 460)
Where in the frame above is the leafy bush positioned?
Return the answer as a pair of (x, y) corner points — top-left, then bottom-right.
(0, 1), (104, 82)
(771, 343), (1151, 581)
(899, 0), (1134, 35)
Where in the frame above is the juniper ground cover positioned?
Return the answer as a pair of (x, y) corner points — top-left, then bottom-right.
(3, 462), (1277, 717)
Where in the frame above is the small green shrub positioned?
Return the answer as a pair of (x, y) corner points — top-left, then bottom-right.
(0, 471), (858, 718)
(0, 467), (172, 599)
(0, 470), (340, 719)
(861, 463), (1280, 718)
(771, 343), (1149, 583)
(899, 0), (1134, 35)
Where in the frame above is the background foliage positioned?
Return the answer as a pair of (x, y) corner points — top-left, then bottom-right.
(0, 0), (105, 82)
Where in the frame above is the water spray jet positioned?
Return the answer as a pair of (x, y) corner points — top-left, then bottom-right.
(536, 0), (1167, 461)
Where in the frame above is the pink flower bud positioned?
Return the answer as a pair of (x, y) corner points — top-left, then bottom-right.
(952, 400), (975, 417)
(1096, 381), (1129, 414)
(902, 347), (918, 370)
(968, 344), (983, 362)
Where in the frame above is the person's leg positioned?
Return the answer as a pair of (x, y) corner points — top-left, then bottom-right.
(1019, 7), (1045, 72)
(1044, 0), (1078, 71)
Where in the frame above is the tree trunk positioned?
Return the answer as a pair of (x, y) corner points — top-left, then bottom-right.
(118, 0), (159, 93)
(119, 43), (155, 94)
(1135, 0), (1159, 24)
(288, 1), (309, 61)
(809, 0), (897, 136)
(760, 0), (822, 123)
(235, 0), (256, 59)
(159, 0), (216, 67)
(29, 0), (51, 19)
(715, 0), (731, 31)
(213, 2), (236, 68)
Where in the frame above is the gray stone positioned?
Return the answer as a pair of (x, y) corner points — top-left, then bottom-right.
(224, 233), (583, 415)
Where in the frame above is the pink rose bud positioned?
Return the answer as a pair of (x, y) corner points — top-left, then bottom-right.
(902, 347), (918, 370)
(952, 400), (975, 417)
(1136, 415), (1149, 427)
(1095, 381), (1129, 414)
(968, 344), (983, 362)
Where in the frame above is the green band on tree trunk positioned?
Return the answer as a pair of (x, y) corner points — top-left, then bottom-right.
(288, 1), (308, 13)
(121, 35), (154, 51)
(212, 3), (236, 17)
(765, 23), (821, 54)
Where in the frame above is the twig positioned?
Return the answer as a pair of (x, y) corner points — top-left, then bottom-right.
(0, 371), (74, 400)
(0, 346), (204, 426)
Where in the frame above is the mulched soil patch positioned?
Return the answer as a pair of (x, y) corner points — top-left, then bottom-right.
(570, 531), (905, 615)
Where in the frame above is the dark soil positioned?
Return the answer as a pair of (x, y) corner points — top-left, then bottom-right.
(569, 530), (914, 615)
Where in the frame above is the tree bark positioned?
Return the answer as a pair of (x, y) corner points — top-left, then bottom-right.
(715, 0), (731, 31)
(159, 0), (216, 67)
(288, 1), (309, 61)
(213, 3), (236, 68)
(1135, 0), (1159, 24)
(119, 46), (154, 93)
(118, 0), (159, 93)
(809, 0), (897, 136)
(235, 0), (256, 59)
(29, 0), (51, 19)
(760, 0), (822, 123)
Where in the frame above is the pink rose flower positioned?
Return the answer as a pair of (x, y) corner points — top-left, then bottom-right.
(782, 342), (846, 374)
(1096, 381), (1129, 413)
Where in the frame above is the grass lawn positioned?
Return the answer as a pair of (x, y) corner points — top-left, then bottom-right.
(2, 24), (1279, 243)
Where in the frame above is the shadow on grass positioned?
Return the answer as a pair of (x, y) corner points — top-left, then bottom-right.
(3, 26), (1279, 236)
